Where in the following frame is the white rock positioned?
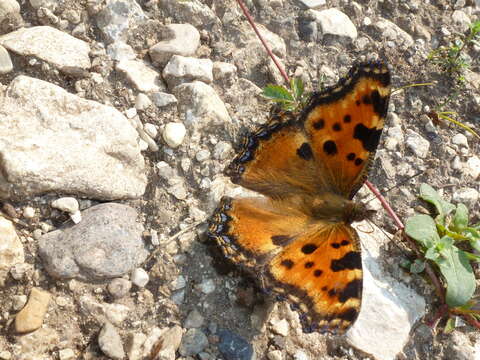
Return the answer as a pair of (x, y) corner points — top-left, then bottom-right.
(195, 149), (211, 162)
(106, 41), (136, 61)
(0, 45), (13, 74)
(213, 141), (232, 160)
(143, 123), (158, 138)
(51, 197), (79, 214)
(98, 322), (125, 360)
(9, 263), (32, 281)
(79, 295), (130, 325)
(0, 351), (11, 360)
(12, 294), (27, 311)
(312, 8), (357, 41)
(149, 23), (200, 66)
(125, 108), (137, 119)
(0, 76), (147, 200)
(58, 348), (75, 360)
(267, 350), (283, 360)
(163, 123), (186, 148)
(168, 181), (187, 200)
(160, 0), (218, 28)
(293, 351), (309, 360)
(405, 129), (430, 158)
(116, 59), (166, 93)
(126, 332), (147, 360)
(452, 133), (469, 147)
(299, 0), (326, 9)
(29, 0), (56, 10)
(170, 275), (186, 290)
(131, 268), (149, 287)
(163, 55), (213, 88)
(452, 188), (479, 207)
(466, 156), (480, 179)
(151, 92), (178, 107)
(0, 0), (20, 22)
(213, 62), (237, 81)
(452, 10), (471, 31)
(96, 0), (146, 43)
(135, 93), (152, 110)
(269, 318), (289, 336)
(23, 207), (36, 219)
(374, 19), (414, 48)
(0, 217), (25, 286)
(173, 81), (231, 128)
(197, 278), (215, 294)
(0, 26), (90, 76)
(347, 222), (425, 360)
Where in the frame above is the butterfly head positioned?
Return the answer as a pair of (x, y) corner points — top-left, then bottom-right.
(344, 201), (376, 224)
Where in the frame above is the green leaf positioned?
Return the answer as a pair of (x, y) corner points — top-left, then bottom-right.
(451, 203), (468, 232)
(290, 78), (304, 101)
(410, 259), (426, 274)
(405, 214), (440, 248)
(425, 246), (440, 261)
(464, 251), (480, 262)
(471, 238), (480, 252)
(419, 183), (456, 223)
(435, 238), (476, 307)
(262, 85), (294, 103)
(444, 317), (456, 333)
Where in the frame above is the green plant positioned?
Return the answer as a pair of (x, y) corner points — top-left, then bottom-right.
(262, 77), (310, 112)
(405, 184), (480, 329)
(427, 20), (480, 78)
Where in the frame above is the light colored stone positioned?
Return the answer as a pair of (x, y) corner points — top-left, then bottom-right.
(346, 222), (425, 360)
(135, 93), (152, 110)
(22, 207), (35, 219)
(98, 322), (125, 359)
(15, 287), (51, 333)
(106, 41), (136, 61)
(108, 278), (132, 299)
(173, 81), (231, 129)
(163, 123), (186, 148)
(116, 59), (166, 93)
(12, 294), (28, 311)
(163, 55), (213, 88)
(269, 318), (289, 336)
(453, 188), (479, 207)
(312, 8), (357, 41)
(452, 10), (471, 31)
(0, 351), (12, 360)
(466, 156), (480, 179)
(149, 23), (200, 67)
(0, 216), (24, 286)
(131, 268), (149, 287)
(0, 26), (90, 76)
(51, 197), (79, 214)
(152, 92), (178, 107)
(0, 0), (20, 22)
(142, 325), (183, 359)
(0, 45), (13, 74)
(405, 129), (430, 158)
(79, 294), (130, 326)
(195, 149), (210, 162)
(0, 76), (146, 200)
(213, 62), (237, 81)
(160, 0), (218, 28)
(293, 350), (309, 360)
(184, 309), (204, 328)
(374, 19), (414, 48)
(299, 0), (326, 9)
(267, 350), (283, 360)
(58, 348), (75, 360)
(126, 332), (147, 360)
(143, 123), (158, 139)
(96, 0), (146, 43)
(179, 328), (208, 357)
(452, 133), (469, 148)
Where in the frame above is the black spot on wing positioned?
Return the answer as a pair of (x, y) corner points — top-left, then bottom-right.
(353, 123), (382, 152)
(313, 269), (323, 277)
(304, 261), (314, 268)
(343, 115), (351, 123)
(371, 90), (389, 116)
(330, 251), (361, 272)
(301, 244), (318, 254)
(354, 158), (363, 166)
(313, 119), (325, 129)
(338, 279), (361, 302)
(332, 123), (342, 131)
(337, 308), (358, 322)
(297, 142), (313, 160)
(281, 259), (294, 269)
(331, 242), (341, 249)
(271, 235), (292, 246)
(346, 153), (355, 161)
(323, 140), (338, 155)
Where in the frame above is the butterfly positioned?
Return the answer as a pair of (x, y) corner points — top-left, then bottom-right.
(208, 61), (391, 334)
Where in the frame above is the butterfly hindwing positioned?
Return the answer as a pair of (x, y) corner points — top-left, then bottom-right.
(301, 62), (391, 198)
(267, 222), (362, 334)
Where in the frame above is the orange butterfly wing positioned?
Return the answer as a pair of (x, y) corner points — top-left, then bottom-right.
(209, 61), (391, 334)
(301, 63), (391, 198)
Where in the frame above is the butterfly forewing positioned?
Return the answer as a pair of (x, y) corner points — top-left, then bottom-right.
(301, 63), (391, 198)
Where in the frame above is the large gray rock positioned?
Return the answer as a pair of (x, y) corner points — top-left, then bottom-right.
(173, 81), (231, 129)
(96, 0), (146, 43)
(346, 220), (426, 360)
(0, 76), (147, 200)
(0, 26), (90, 76)
(149, 23), (200, 67)
(38, 203), (147, 281)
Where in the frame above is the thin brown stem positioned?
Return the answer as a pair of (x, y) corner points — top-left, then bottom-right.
(235, 0), (290, 85)
(365, 180), (404, 230)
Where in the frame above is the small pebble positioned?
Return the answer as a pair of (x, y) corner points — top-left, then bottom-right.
(197, 278), (215, 294)
(163, 122), (186, 148)
(0, 351), (12, 360)
(135, 93), (152, 110)
(294, 350), (309, 360)
(270, 318), (289, 336)
(452, 133), (468, 147)
(51, 197), (79, 214)
(217, 329), (254, 360)
(10, 263), (32, 281)
(98, 322), (125, 360)
(15, 287), (51, 333)
(107, 278), (132, 299)
(184, 309), (204, 328)
(12, 295), (27, 311)
(144, 123), (158, 138)
(195, 149), (211, 162)
(131, 268), (149, 287)
(23, 207), (36, 219)
(58, 348), (75, 360)
(125, 108), (137, 119)
(179, 328), (209, 356)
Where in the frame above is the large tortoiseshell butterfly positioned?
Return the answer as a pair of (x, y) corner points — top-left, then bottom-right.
(208, 61), (391, 334)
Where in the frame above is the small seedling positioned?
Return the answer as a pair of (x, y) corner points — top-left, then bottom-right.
(262, 77), (310, 112)
(427, 20), (480, 79)
(405, 184), (480, 329)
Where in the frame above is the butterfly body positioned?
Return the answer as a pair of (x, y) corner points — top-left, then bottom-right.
(209, 62), (391, 334)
